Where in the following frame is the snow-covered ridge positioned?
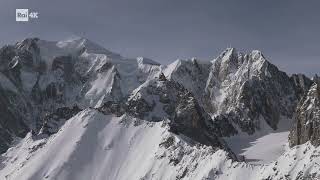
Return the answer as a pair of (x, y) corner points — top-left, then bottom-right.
(0, 109), (230, 180)
(2, 109), (320, 180)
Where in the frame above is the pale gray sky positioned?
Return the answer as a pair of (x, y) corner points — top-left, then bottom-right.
(0, 0), (319, 76)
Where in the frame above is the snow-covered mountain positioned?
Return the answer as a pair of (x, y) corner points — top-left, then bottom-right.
(0, 37), (319, 180)
(0, 37), (161, 151)
(165, 48), (309, 136)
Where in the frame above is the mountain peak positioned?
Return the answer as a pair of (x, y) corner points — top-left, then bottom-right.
(215, 48), (268, 67)
(225, 47), (236, 53)
(308, 82), (320, 98)
(312, 74), (320, 84)
(136, 57), (160, 65)
(218, 48), (237, 60)
(15, 37), (40, 52)
(250, 50), (266, 62)
(56, 36), (116, 55)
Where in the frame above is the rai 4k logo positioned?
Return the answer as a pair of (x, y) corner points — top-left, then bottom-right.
(16, 9), (39, 22)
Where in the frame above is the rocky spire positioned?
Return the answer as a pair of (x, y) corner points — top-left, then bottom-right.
(289, 81), (320, 147)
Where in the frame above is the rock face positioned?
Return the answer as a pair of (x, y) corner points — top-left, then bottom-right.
(0, 86), (29, 152)
(206, 48), (299, 135)
(126, 77), (230, 150)
(163, 58), (211, 107)
(0, 40), (40, 153)
(165, 48), (301, 135)
(39, 106), (82, 135)
(290, 73), (313, 99)
(289, 82), (320, 147)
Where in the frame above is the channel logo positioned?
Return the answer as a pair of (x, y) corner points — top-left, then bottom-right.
(16, 9), (39, 22)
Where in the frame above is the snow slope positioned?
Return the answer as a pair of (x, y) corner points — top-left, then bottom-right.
(225, 131), (289, 165)
(0, 109), (232, 180)
(1, 109), (320, 180)
(224, 117), (293, 164)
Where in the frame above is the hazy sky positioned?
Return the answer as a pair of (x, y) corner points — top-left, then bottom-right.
(0, 0), (319, 76)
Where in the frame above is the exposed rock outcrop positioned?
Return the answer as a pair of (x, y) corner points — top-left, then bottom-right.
(205, 49), (298, 135)
(289, 81), (320, 147)
(290, 73), (313, 99)
(126, 78), (236, 158)
(39, 106), (82, 135)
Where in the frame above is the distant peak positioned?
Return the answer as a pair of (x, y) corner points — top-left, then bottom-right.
(215, 48), (270, 66)
(59, 35), (85, 42)
(55, 36), (120, 57)
(219, 48), (237, 58)
(214, 47), (239, 66)
(136, 57), (160, 65)
(250, 50), (266, 62)
(226, 47), (236, 52)
(307, 82), (320, 99)
(312, 74), (320, 83)
(312, 74), (319, 81)
(56, 36), (88, 49)
(16, 37), (40, 50)
(191, 57), (197, 62)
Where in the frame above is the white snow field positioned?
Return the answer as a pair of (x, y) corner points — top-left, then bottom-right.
(1, 110), (320, 180)
(224, 131), (289, 164)
(224, 117), (292, 165)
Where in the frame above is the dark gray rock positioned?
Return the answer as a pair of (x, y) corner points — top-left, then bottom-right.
(167, 48), (302, 136)
(98, 101), (126, 117)
(39, 106), (82, 135)
(289, 82), (320, 147)
(205, 49), (298, 135)
(290, 74), (313, 99)
(0, 88), (29, 153)
(167, 58), (211, 108)
(126, 79), (236, 158)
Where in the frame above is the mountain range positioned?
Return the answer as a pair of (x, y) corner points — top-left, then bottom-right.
(0, 37), (319, 180)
